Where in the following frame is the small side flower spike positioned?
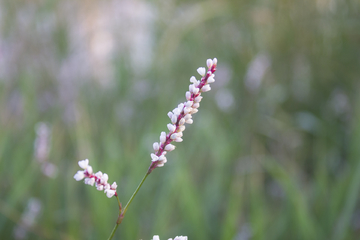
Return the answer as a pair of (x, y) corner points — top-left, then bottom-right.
(149, 58), (217, 172)
(74, 159), (118, 198)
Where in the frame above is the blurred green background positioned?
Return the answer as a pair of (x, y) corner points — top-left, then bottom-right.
(1, 0), (360, 239)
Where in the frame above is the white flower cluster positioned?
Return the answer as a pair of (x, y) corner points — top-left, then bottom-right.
(152, 235), (188, 240)
(150, 58), (217, 170)
(74, 159), (118, 198)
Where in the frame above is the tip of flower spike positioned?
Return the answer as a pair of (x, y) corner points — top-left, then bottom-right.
(213, 58), (217, 65)
(78, 159), (89, 169)
(207, 59), (213, 68)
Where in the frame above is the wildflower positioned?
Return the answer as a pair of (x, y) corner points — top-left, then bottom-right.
(74, 159), (118, 198)
(149, 58), (217, 172)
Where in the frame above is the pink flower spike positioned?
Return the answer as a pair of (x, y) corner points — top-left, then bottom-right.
(74, 159), (118, 198)
(148, 58), (217, 171)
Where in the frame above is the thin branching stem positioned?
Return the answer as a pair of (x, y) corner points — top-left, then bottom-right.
(107, 171), (151, 240)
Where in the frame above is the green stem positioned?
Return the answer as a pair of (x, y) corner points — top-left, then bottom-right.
(121, 171), (150, 218)
(107, 195), (122, 240)
(107, 222), (120, 240)
(107, 171), (150, 240)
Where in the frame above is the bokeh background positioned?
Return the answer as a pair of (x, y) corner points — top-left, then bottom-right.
(1, 0), (360, 239)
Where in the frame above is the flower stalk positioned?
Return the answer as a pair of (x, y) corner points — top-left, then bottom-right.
(74, 58), (218, 240)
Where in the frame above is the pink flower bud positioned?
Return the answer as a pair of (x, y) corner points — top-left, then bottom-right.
(74, 171), (85, 181)
(165, 144), (175, 151)
(207, 59), (213, 68)
(197, 67), (206, 76)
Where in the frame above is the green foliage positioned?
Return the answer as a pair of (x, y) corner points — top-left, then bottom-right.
(1, 0), (360, 239)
